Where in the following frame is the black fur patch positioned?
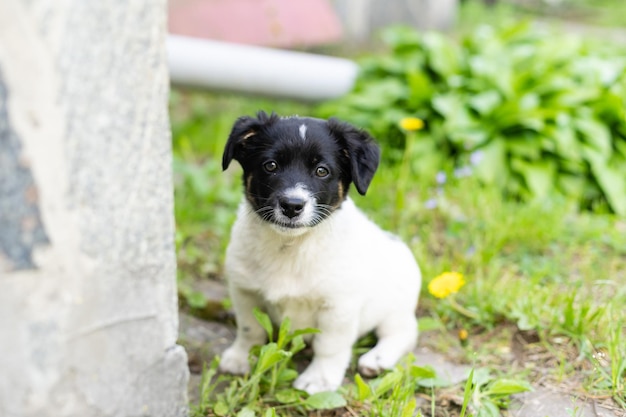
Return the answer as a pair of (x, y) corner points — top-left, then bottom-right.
(223, 111), (380, 228)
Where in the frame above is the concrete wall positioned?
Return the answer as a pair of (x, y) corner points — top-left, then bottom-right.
(0, 1), (189, 416)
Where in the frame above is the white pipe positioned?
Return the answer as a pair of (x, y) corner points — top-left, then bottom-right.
(167, 35), (358, 102)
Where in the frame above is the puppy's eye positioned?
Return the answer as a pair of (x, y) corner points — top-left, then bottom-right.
(315, 166), (330, 178)
(264, 161), (278, 173)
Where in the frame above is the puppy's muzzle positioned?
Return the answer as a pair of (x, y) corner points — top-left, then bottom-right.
(279, 196), (306, 219)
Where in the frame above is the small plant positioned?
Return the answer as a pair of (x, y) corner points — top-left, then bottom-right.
(585, 310), (626, 407)
(192, 310), (344, 417)
(318, 23), (626, 215)
(352, 357), (435, 417)
(463, 368), (533, 417)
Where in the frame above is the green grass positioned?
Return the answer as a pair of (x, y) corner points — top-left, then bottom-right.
(171, 90), (625, 415)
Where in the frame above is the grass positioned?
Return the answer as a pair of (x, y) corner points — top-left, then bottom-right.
(171, 89), (625, 416)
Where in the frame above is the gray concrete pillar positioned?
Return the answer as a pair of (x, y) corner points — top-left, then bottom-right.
(0, 1), (189, 416)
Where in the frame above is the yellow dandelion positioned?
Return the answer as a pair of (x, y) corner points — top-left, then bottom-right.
(428, 271), (465, 299)
(399, 117), (424, 131)
(458, 328), (469, 341)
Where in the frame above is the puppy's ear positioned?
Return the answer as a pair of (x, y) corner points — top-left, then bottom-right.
(222, 111), (275, 170)
(328, 118), (381, 195)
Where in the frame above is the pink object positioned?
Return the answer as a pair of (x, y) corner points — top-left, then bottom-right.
(168, 0), (343, 48)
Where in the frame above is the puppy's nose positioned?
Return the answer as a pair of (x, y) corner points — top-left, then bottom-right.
(279, 197), (305, 218)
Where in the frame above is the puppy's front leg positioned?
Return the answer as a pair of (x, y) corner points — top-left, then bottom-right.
(219, 286), (266, 375)
(294, 308), (358, 394)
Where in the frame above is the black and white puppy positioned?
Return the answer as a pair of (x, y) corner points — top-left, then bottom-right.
(219, 111), (421, 394)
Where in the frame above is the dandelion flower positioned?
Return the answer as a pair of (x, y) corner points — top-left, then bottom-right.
(428, 271), (465, 299)
(399, 117), (424, 131)
(458, 328), (469, 341)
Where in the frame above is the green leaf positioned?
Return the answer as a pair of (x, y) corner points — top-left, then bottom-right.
(471, 368), (493, 388)
(615, 139), (626, 159)
(381, 26), (422, 49)
(290, 327), (321, 339)
(304, 391), (347, 410)
(276, 317), (291, 349)
(423, 32), (459, 79)
(410, 365), (437, 380)
(274, 388), (302, 404)
(264, 408), (277, 417)
(213, 401), (229, 416)
(469, 55), (513, 97)
(433, 93), (471, 123)
(354, 373), (372, 401)
(550, 124), (582, 162)
(185, 290), (207, 309)
(574, 118), (612, 159)
(554, 88), (600, 107)
(469, 90), (502, 115)
(401, 398), (417, 417)
(476, 399), (501, 417)
(507, 137), (542, 160)
(236, 407), (256, 417)
(474, 139), (507, 187)
(372, 370), (403, 396)
(511, 158), (556, 200)
(253, 309), (273, 341)
(254, 343), (291, 374)
(354, 79), (408, 110)
(417, 317), (442, 332)
(448, 128), (489, 148)
(485, 378), (533, 396)
(557, 174), (587, 199)
(407, 70), (434, 106)
(459, 368), (474, 417)
(276, 368), (299, 383)
(287, 334), (306, 355)
(587, 154), (626, 216)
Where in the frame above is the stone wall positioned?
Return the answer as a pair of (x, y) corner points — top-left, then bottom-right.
(0, 1), (189, 416)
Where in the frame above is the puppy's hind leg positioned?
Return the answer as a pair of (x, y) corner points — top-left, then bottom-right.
(357, 313), (418, 377)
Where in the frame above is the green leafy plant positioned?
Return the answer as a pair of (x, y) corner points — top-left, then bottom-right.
(192, 310), (341, 417)
(464, 368), (533, 417)
(352, 359), (435, 417)
(318, 23), (626, 215)
(584, 310), (626, 407)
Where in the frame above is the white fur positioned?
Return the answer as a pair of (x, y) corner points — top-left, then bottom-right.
(299, 123), (307, 140)
(219, 198), (421, 394)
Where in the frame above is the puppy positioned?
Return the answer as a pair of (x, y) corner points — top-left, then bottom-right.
(219, 111), (421, 394)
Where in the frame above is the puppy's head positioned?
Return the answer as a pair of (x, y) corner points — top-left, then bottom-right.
(223, 111), (380, 234)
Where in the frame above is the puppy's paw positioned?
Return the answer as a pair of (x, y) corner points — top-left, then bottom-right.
(293, 364), (342, 394)
(357, 349), (396, 378)
(219, 346), (250, 375)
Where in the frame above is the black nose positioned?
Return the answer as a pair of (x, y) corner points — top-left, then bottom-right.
(279, 197), (305, 218)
